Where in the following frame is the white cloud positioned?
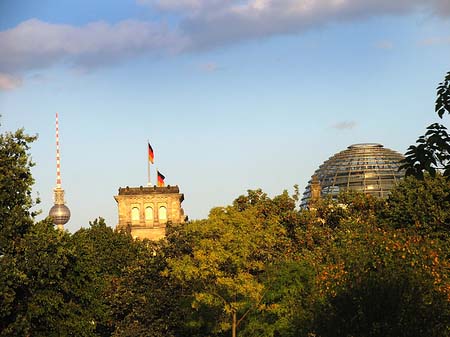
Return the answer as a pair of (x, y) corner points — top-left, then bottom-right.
(136, 0), (450, 49)
(199, 62), (218, 72)
(140, 0), (450, 18)
(0, 18), (187, 75)
(138, 0), (204, 11)
(0, 73), (22, 90)
(375, 40), (394, 49)
(332, 121), (357, 130)
(434, 0), (450, 16)
(138, 0), (225, 12)
(177, 0), (448, 49)
(1, 0), (450, 89)
(419, 36), (450, 46)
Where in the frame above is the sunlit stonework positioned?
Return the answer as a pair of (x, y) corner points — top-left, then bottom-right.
(114, 185), (185, 240)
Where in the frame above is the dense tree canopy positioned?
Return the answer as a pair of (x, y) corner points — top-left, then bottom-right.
(0, 128), (37, 254)
(310, 219), (450, 337)
(165, 191), (296, 337)
(380, 174), (450, 237)
(1, 220), (100, 337)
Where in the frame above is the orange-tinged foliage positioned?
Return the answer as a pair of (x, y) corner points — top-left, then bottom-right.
(310, 220), (450, 302)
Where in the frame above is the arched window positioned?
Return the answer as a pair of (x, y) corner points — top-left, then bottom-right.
(145, 207), (153, 222)
(131, 207), (140, 222)
(158, 206), (167, 223)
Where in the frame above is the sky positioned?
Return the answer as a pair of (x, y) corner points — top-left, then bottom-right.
(1, 0), (450, 232)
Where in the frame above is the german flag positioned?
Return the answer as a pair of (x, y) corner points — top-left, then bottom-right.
(148, 142), (154, 164)
(157, 170), (165, 187)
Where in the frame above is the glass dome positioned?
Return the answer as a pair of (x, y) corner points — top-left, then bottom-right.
(301, 143), (405, 207)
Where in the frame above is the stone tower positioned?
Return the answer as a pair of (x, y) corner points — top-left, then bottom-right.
(309, 174), (321, 208)
(114, 185), (185, 240)
(49, 112), (70, 230)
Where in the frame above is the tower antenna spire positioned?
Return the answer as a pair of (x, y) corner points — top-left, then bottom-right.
(49, 112), (71, 230)
(56, 112), (62, 188)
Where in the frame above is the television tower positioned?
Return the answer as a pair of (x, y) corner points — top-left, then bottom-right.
(49, 112), (71, 230)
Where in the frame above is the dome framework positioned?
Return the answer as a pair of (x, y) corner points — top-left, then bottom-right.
(301, 143), (405, 206)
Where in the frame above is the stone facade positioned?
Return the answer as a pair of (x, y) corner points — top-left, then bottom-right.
(114, 185), (185, 240)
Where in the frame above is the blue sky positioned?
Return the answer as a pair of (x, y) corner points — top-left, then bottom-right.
(1, 0), (450, 232)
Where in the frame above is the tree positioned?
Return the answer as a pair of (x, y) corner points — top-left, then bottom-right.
(108, 241), (193, 337)
(380, 174), (450, 237)
(311, 224), (450, 336)
(231, 188), (303, 242)
(0, 220), (100, 336)
(290, 192), (450, 336)
(240, 260), (316, 337)
(401, 71), (450, 178)
(73, 218), (141, 278)
(0, 128), (37, 254)
(0, 128), (101, 336)
(166, 190), (294, 337)
(71, 218), (144, 336)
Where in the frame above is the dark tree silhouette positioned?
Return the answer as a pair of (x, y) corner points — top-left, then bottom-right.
(400, 71), (450, 178)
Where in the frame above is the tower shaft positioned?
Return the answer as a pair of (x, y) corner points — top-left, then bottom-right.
(56, 112), (62, 188)
(49, 112), (71, 229)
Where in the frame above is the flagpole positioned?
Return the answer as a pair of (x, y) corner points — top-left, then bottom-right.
(147, 140), (151, 186)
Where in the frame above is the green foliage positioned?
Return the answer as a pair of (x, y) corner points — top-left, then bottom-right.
(310, 223), (450, 337)
(401, 71), (450, 178)
(437, 71), (450, 119)
(71, 218), (144, 336)
(0, 128), (99, 336)
(231, 188), (306, 243)
(241, 261), (316, 337)
(109, 243), (191, 337)
(380, 174), (450, 237)
(310, 191), (383, 226)
(166, 190), (295, 336)
(0, 220), (99, 336)
(0, 128), (37, 254)
(315, 267), (450, 337)
(232, 188), (302, 238)
(401, 123), (450, 178)
(293, 185), (450, 336)
(73, 218), (141, 278)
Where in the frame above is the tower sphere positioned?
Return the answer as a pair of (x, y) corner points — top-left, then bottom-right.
(49, 204), (71, 225)
(301, 143), (405, 206)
